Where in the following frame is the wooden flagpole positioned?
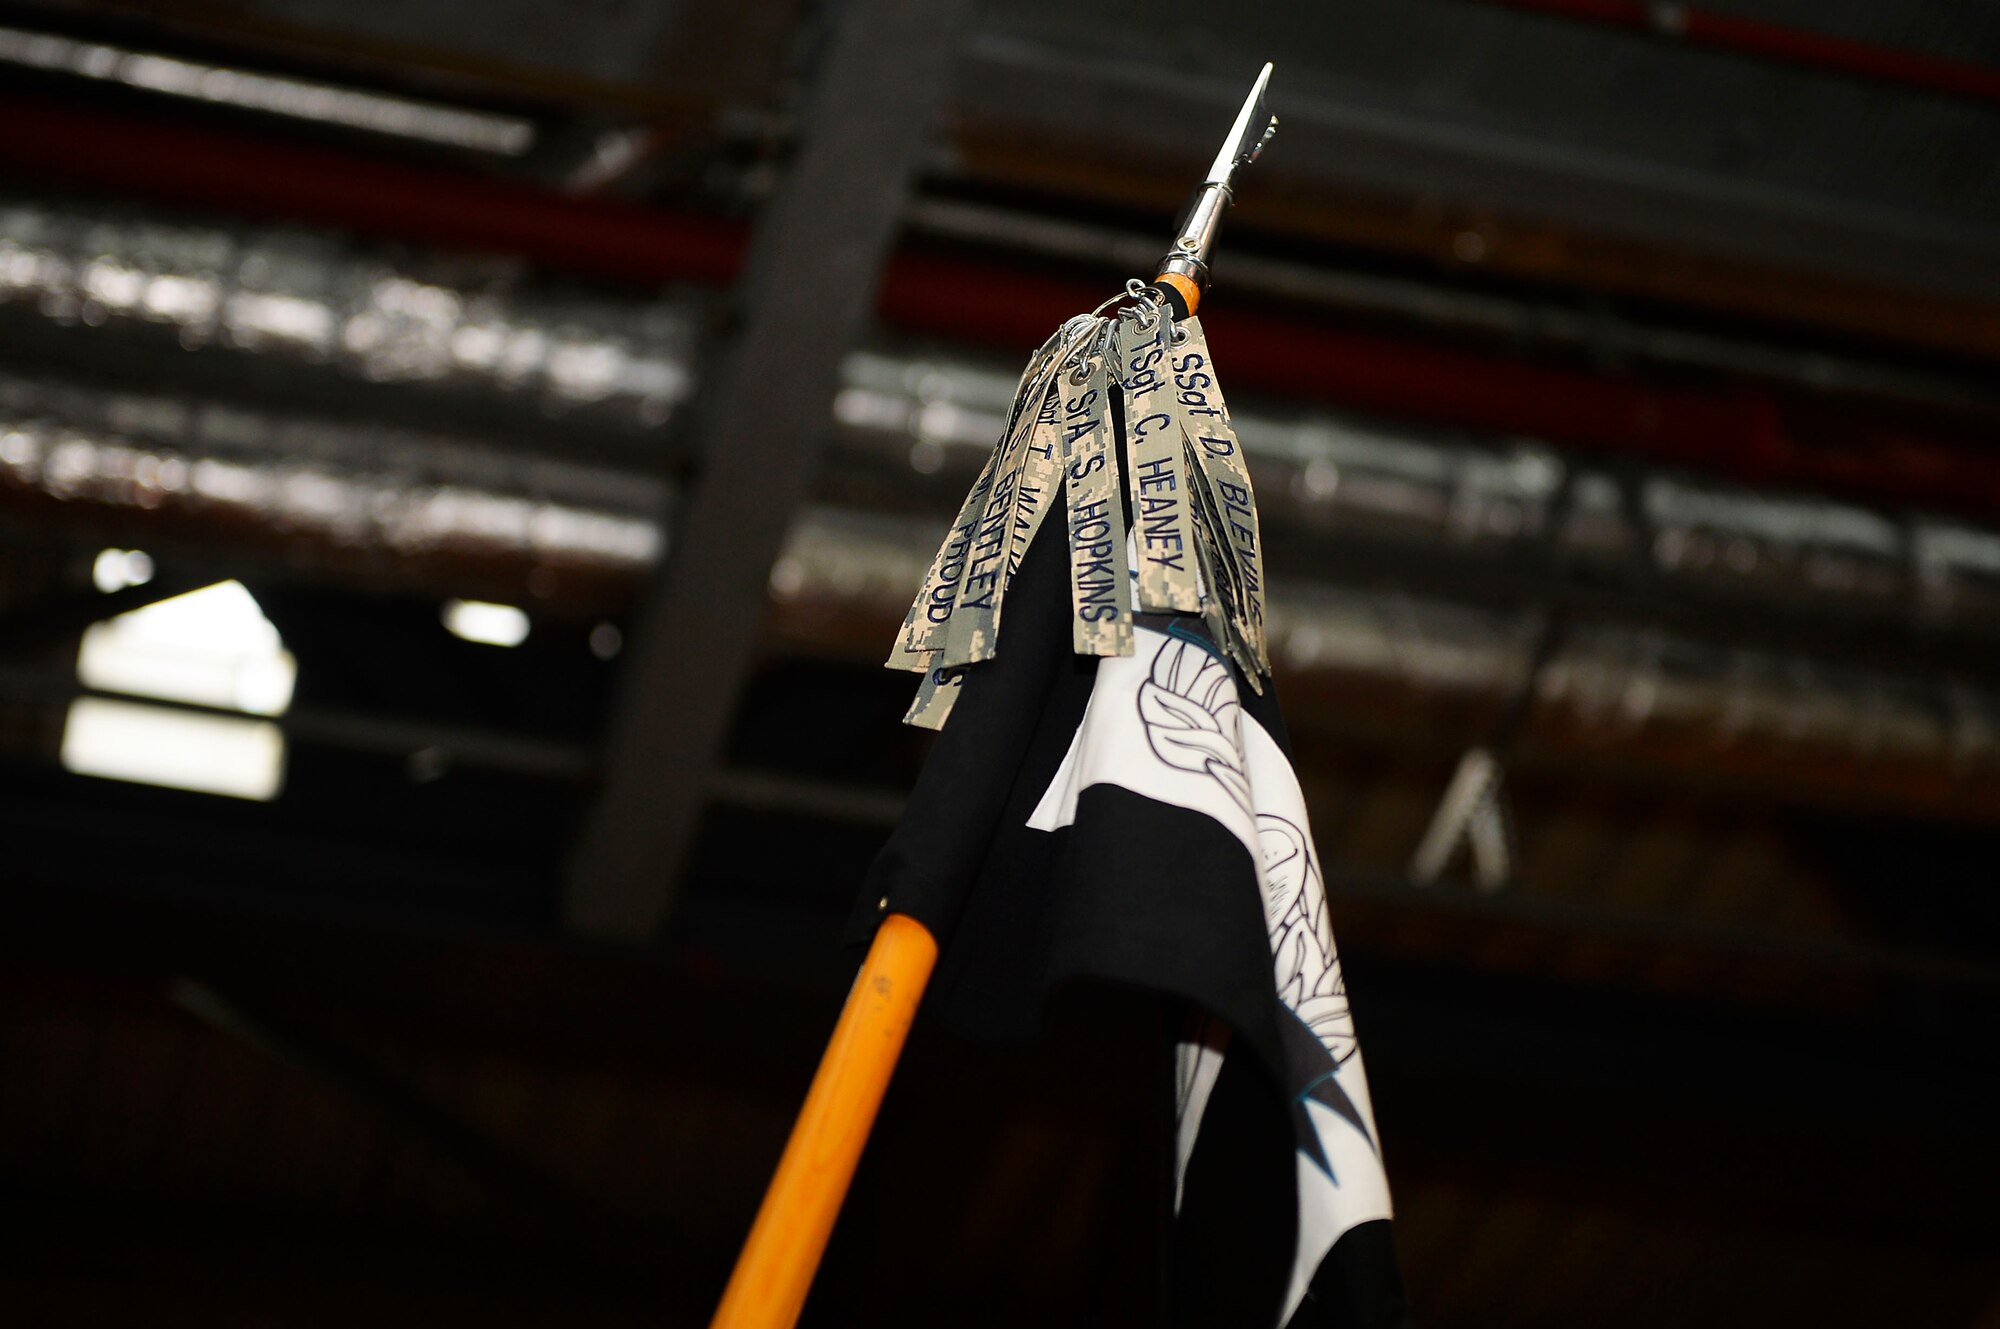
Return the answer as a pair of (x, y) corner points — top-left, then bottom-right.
(708, 912), (937, 1329)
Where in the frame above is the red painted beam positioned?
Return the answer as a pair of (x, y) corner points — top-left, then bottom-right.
(0, 94), (745, 289)
(3, 91), (1999, 519)
(878, 250), (2000, 515)
(1477, 0), (2000, 109)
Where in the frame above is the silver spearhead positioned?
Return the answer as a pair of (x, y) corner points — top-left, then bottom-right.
(1205, 60), (1277, 186)
(1156, 62), (1278, 313)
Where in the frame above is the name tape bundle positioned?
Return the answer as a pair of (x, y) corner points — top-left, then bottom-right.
(887, 285), (1269, 730)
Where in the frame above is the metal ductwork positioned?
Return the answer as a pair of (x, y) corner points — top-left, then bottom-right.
(5, 187), (2000, 647)
(0, 194), (700, 438)
(833, 348), (2000, 641)
(0, 370), (664, 612)
(776, 512), (2000, 819)
(4, 195), (2000, 814)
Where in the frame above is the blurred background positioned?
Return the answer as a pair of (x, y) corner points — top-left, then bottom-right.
(0, 1), (1997, 1324)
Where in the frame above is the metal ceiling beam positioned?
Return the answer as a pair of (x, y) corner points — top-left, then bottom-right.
(0, 90), (745, 288)
(952, 33), (2000, 329)
(561, 0), (974, 941)
(11, 97), (2000, 519)
(1470, 0), (2000, 109)
(902, 197), (2000, 417)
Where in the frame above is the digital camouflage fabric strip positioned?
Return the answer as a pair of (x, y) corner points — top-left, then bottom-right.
(893, 296), (1269, 728)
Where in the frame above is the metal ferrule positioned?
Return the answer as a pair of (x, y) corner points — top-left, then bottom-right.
(1161, 181), (1233, 293)
(1156, 251), (1209, 293)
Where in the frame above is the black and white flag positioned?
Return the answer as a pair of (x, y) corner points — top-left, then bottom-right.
(856, 514), (1408, 1328)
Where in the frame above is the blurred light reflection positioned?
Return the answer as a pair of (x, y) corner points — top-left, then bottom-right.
(0, 25), (535, 154)
(63, 580), (295, 801)
(442, 598), (531, 647)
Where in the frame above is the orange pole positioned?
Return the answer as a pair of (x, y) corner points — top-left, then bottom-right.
(710, 911), (939, 1329)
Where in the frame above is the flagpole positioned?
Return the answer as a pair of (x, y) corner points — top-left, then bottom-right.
(709, 912), (936, 1329)
(703, 273), (1205, 1329)
(703, 262), (1197, 1321)
(709, 65), (1275, 1329)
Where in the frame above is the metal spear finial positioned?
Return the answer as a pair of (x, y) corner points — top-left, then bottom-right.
(1155, 62), (1277, 314)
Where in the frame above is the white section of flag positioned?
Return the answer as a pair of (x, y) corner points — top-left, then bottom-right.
(1029, 624), (1393, 1326)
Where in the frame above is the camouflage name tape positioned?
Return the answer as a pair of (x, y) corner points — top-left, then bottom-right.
(884, 640), (936, 675)
(1171, 318), (1267, 673)
(1183, 480), (1244, 680)
(1012, 318), (1093, 426)
(891, 296), (1272, 730)
(894, 319), (1083, 668)
(1168, 315), (1269, 673)
(886, 540), (934, 668)
(1169, 387), (1249, 648)
(892, 443), (998, 666)
(977, 377), (1066, 652)
(1059, 337), (1133, 658)
(940, 335), (1086, 663)
(1007, 379), (1065, 584)
(1187, 475), (1264, 690)
(1117, 314), (1202, 615)
(938, 423), (1022, 666)
(1178, 430), (1262, 689)
(1170, 378), (1252, 639)
(997, 321), (1066, 439)
(891, 322), (1092, 720)
(902, 660), (968, 730)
